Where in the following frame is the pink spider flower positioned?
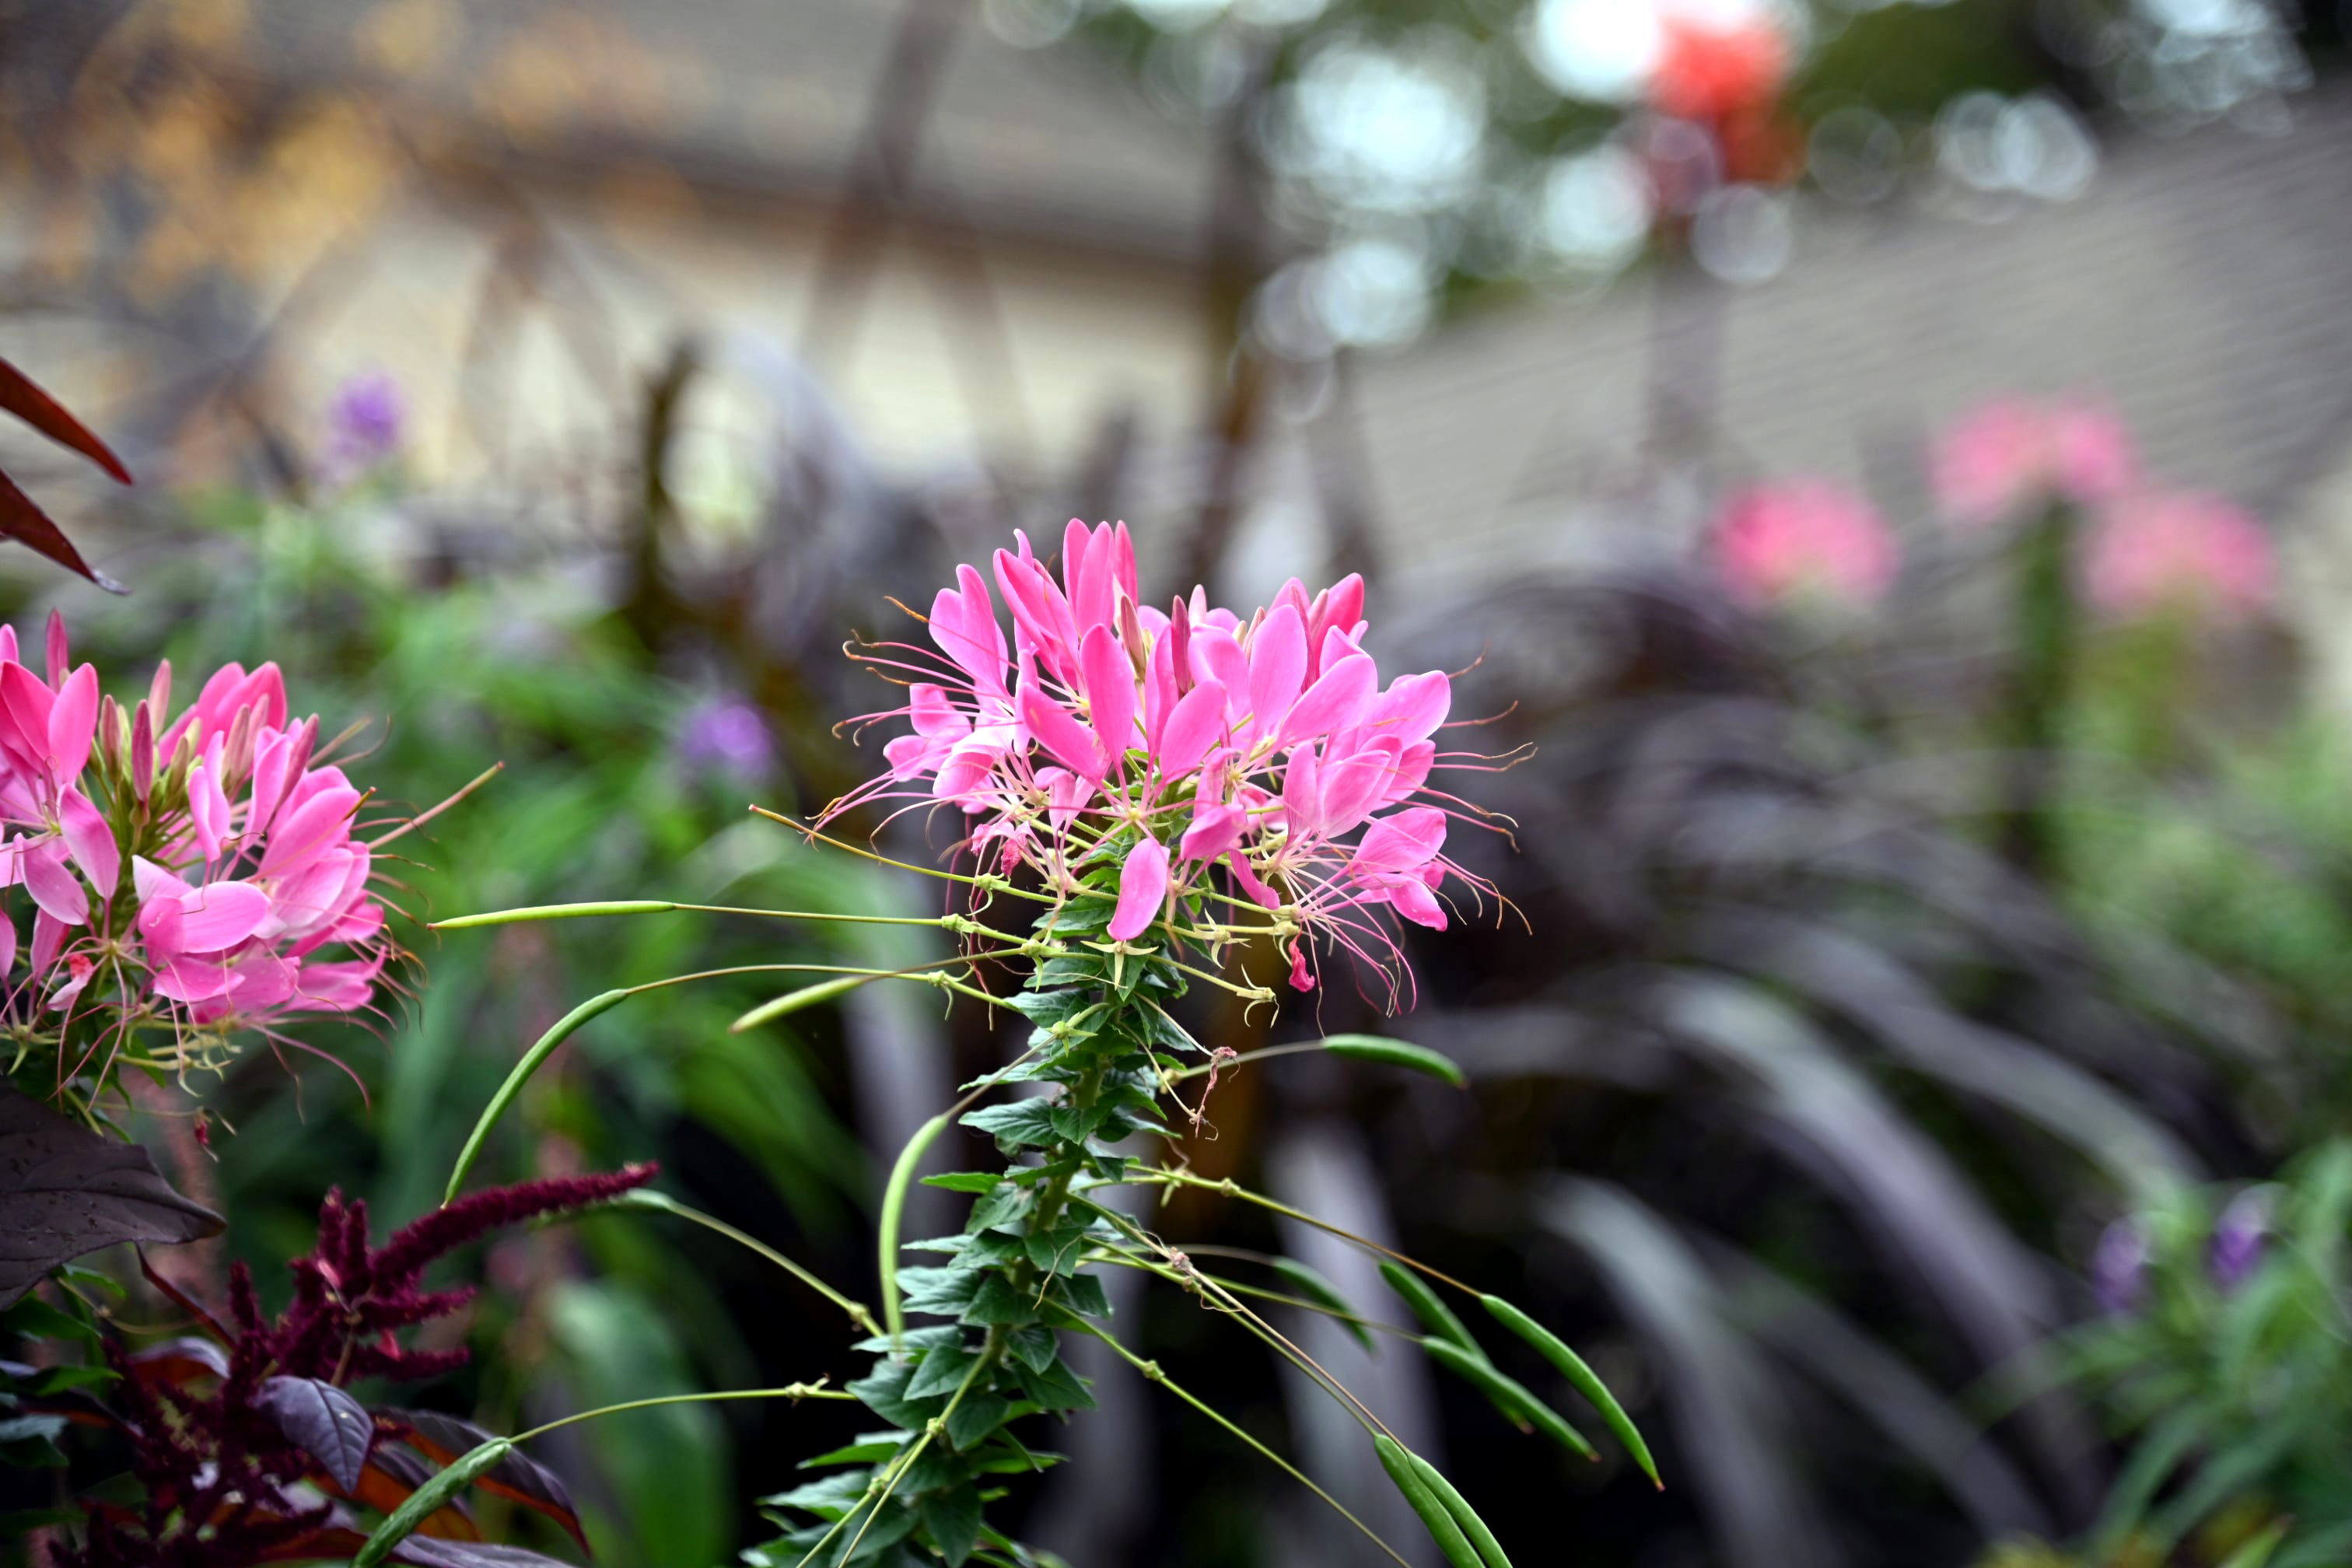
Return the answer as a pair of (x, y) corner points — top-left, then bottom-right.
(2084, 492), (2275, 624)
(1931, 396), (2137, 527)
(0, 614), (389, 1045)
(1712, 478), (1898, 609)
(826, 521), (1493, 1007)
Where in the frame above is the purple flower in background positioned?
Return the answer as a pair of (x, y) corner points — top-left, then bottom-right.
(2092, 1220), (2148, 1316)
(324, 369), (406, 478)
(2209, 1188), (2269, 1292)
(677, 695), (776, 782)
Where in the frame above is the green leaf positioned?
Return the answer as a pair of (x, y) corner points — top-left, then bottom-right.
(1272, 1258), (1374, 1352)
(966, 1185), (1028, 1234)
(1422, 1338), (1598, 1461)
(1323, 1034), (1467, 1087)
(922, 1174), (1005, 1195)
(1048, 1103), (1109, 1144)
(2217, 1521), (2289, 1568)
(898, 1266), (985, 1319)
(352, 1438), (513, 1566)
(1024, 1224), (1094, 1277)
(1374, 1434), (1483, 1568)
(0, 1414), (68, 1468)
(1481, 1295), (1658, 1487)
(1009, 1353), (1095, 1412)
(1406, 1451), (1514, 1568)
(920, 1485), (985, 1567)
(799, 1440), (907, 1469)
(1054, 1272), (1113, 1319)
(961, 1101), (1061, 1150)
(961, 1275), (1044, 1328)
(1380, 1261), (1476, 1354)
(0, 1297), (99, 1346)
(945, 1392), (1012, 1451)
(5, 1363), (114, 1396)
(1008, 1325), (1059, 1374)
(907, 1343), (983, 1399)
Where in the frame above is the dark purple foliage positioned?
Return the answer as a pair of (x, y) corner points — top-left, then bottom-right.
(2209, 1188), (2268, 1292)
(60, 1165), (655, 1566)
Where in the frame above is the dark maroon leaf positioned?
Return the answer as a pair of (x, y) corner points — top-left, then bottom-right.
(127, 1335), (231, 1386)
(0, 1081), (221, 1308)
(135, 1245), (233, 1342)
(0, 355), (131, 484)
(344, 1442), (481, 1538)
(383, 1406), (587, 1551)
(0, 467), (124, 593)
(256, 1375), (375, 1493)
(394, 1541), (576, 1567)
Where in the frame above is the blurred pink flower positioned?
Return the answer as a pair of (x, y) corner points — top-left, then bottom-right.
(1713, 478), (1898, 609)
(2084, 492), (2275, 623)
(1931, 397), (2137, 526)
(827, 520), (1490, 1006)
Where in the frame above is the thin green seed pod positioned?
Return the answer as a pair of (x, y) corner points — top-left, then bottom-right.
(1482, 1293), (1660, 1488)
(1272, 1258), (1375, 1352)
(1423, 1337), (1598, 1461)
(1373, 1435), (1483, 1568)
(879, 1111), (954, 1347)
(1380, 1259), (1476, 1354)
(1322, 1033), (1468, 1087)
(732, 974), (876, 1034)
(432, 900), (677, 929)
(443, 990), (632, 1204)
(1405, 1451), (1514, 1568)
(352, 1439), (513, 1566)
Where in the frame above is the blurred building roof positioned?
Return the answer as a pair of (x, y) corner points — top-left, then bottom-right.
(239, 0), (1215, 264)
(1353, 86), (2352, 594)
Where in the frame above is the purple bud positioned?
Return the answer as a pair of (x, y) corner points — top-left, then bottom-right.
(677, 695), (776, 782)
(2209, 1189), (2268, 1292)
(2092, 1220), (2147, 1316)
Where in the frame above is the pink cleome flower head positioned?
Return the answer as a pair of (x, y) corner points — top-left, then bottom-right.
(0, 613), (387, 1038)
(1712, 478), (1898, 609)
(2084, 491), (2275, 624)
(824, 521), (1493, 1007)
(1931, 395), (2138, 527)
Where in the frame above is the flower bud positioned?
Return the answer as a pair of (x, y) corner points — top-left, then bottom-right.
(147, 658), (172, 725)
(131, 699), (155, 803)
(97, 695), (121, 775)
(2210, 1188), (2268, 1292)
(225, 702), (257, 788)
(44, 609), (67, 690)
(1168, 595), (1193, 696)
(1116, 590), (1150, 680)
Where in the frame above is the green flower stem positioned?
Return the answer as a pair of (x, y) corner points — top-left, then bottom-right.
(1089, 1249), (1402, 1337)
(796, 1339), (1001, 1568)
(1162, 1040), (1326, 1082)
(603, 1188), (880, 1339)
(1122, 1168), (1479, 1297)
(1080, 1321), (1411, 1568)
(512, 1383), (852, 1444)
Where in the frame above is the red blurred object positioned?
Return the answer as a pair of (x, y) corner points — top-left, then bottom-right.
(1647, 13), (1803, 188)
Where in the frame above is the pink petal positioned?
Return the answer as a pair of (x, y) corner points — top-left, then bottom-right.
(1018, 684), (1104, 780)
(1281, 653), (1376, 747)
(259, 783), (360, 879)
(1247, 605), (1307, 746)
(188, 741), (231, 863)
(22, 839), (86, 926)
(1179, 802), (1247, 863)
(1389, 880), (1447, 929)
(0, 909), (15, 978)
(293, 957), (380, 1013)
(1189, 627), (1250, 724)
(29, 908), (64, 977)
(132, 855), (190, 905)
(1317, 747), (1394, 837)
(0, 663), (54, 778)
(1227, 852), (1282, 910)
(1281, 746), (1323, 838)
(41, 611), (66, 689)
(151, 953), (240, 1003)
(58, 786), (118, 897)
(1079, 625), (1136, 768)
(1108, 834), (1170, 942)
(1155, 679), (1227, 782)
(47, 664), (96, 784)
(908, 683), (971, 740)
(170, 880), (271, 952)
(1372, 671), (1451, 747)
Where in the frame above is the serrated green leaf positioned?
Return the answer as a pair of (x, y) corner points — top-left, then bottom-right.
(920, 1485), (984, 1567)
(1010, 1354), (1095, 1412)
(799, 1440), (906, 1470)
(907, 1342), (984, 1399)
(961, 1101), (1061, 1150)
(899, 1265), (985, 1319)
(961, 1275), (1045, 1328)
(966, 1185), (1029, 1234)
(1055, 1272), (1113, 1319)
(1009, 1325), (1059, 1374)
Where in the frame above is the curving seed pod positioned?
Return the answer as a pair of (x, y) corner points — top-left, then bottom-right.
(1423, 1336), (1598, 1461)
(1482, 1293), (1660, 1488)
(1322, 1033), (1468, 1087)
(1380, 1259), (1477, 1354)
(1272, 1258), (1375, 1352)
(353, 1438), (513, 1566)
(1405, 1450), (1514, 1568)
(1374, 1433), (1484, 1568)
